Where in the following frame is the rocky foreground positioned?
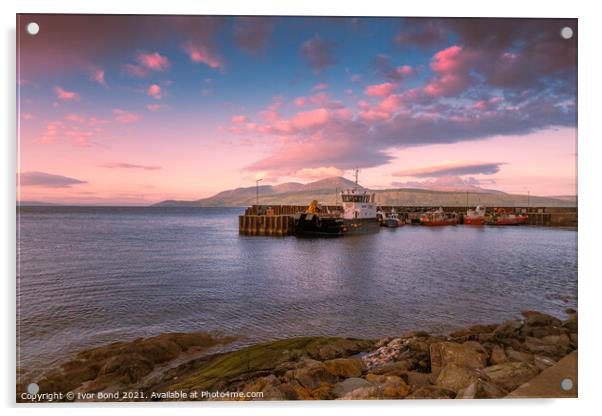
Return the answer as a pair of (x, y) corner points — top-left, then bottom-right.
(19, 310), (577, 401)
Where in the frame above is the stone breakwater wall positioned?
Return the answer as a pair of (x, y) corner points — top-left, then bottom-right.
(20, 309), (577, 401)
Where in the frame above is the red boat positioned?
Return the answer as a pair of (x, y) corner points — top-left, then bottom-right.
(464, 206), (487, 225)
(486, 209), (527, 225)
(420, 208), (458, 226)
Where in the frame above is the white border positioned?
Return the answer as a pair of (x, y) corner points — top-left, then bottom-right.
(2, 1), (600, 415)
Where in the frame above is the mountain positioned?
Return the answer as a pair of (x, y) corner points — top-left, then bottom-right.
(152, 177), (576, 208)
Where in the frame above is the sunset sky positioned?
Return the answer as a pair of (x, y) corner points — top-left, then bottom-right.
(17, 15), (577, 205)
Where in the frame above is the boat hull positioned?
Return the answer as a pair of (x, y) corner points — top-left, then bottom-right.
(421, 219), (457, 226)
(343, 218), (381, 233)
(464, 216), (486, 225)
(295, 214), (347, 236)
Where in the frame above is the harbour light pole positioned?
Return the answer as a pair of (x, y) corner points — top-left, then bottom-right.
(256, 178), (263, 206)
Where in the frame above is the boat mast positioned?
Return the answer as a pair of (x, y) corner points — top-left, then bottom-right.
(354, 168), (360, 186)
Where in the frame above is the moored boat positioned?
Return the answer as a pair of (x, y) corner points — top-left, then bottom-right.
(295, 200), (347, 236)
(464, 205), (487, 225)
(486, 208), (527, 225)
(420, 208), (458, 226)
(383, 209), (403, 228)
(340, 169), (380, 233)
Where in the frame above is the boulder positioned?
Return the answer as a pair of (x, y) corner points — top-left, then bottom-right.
(524, 336), (571, 359)
(322, 358), (363, 378)
(563, 314), (578, 333)
(489, 345), (508, 365)
(521, 311), (562, 327)
(483, 361), (540, 391)
(435, 364), (487, 392)
(406, 371), (432, 388)
(309, 385), (335, 400)
(243, 375), (287, 400)
(533, 355), (556, 371)
(492, 320), (523, 339)
(429, 341), (488, 377)
(527, 325), (569, 338)
(381, 375), (410, 399)
(407, 385), (456, 399)
(293, 363), (339, 390)
(505, 348), (534, 363)
(279, 379), (311, 400)
(332, 377), (371, 398)
(369, 359), (416, 377)
(340, 386), (380, 400)
(456, 379), (505, 399)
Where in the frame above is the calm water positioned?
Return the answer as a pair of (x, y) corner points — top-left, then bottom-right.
(17, 206), (577, 376)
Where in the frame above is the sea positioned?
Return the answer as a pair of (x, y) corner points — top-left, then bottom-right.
(16, 206), (578, 377)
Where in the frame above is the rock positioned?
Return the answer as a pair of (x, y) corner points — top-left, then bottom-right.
(362, 338), (407, 369)
(569, 333), (578, 348)
(309, 385), (335, 400)
(401, 330), (430, 339)
(521, 311), (562, 327)
(483, 361), (540, 391)
(492, 320), (523, 339)
(562, 314), (578, 333)
(369, 359), (416, 377)
(505, 348), (534, 363)
(375, 337), (393, 348)
(450, 328), (472, 338)
(280, 379), (311, 400)
(524, 336), (571, 359)
(322, 358), (363, 378)
(407, 371), (432, 388)
(527, 326), (569, 338)
(489, 345), (507, 365)
(456, 379), (505, 399)
(468, 324), (498, 334)
(340, 386), (380, 400)
(435, 364), (487, 392)
(381, 375), (410, 399)
(407, 385), (456, 399)
(293, 363), (339, 390)
(564, 308), (577, 315)
(332, 377), (371, 398)
(406, 338), (430, 354)
(429, 341), (488, 377)
(243, 375), (287, 400)
(540, 333), (571, 347)
(533, 355), (556, 371)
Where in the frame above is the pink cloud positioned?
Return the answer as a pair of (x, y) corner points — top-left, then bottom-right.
(423, 45), (480, 97)
(147, 84), (163, 99)
(183, 42), (223, 69)
(359, 110), (390, 121)
(124, 63), (149, 78)
(21, 112), (34, 121)
(231, 115), (249, 124)
(294, 97), (306, 107)
(146, 104), (166, 111)
(113, 109), (142, 123)
(291, 108), (331, 129)
(259, 96), (283, 122)
(295, 166), (343, 180)
(89, 68), (107, 86)
(311, 83), (328, 91)
(364, 82), (396, 97)
(53, 86), (80, 101)
(136, 52), (170, 71)
(100, 162), (161, 171)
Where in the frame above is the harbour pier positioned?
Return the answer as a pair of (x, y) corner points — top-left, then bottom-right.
(238, 205), (577, 236)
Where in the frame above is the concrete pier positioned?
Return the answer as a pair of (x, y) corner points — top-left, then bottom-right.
(238, 205), (577, 236)
(239, 214), (295, 236)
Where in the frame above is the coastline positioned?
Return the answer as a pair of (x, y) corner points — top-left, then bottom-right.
(18, 309), (577, 402)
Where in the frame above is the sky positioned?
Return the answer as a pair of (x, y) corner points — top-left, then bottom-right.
(17, 15), (577, 205)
